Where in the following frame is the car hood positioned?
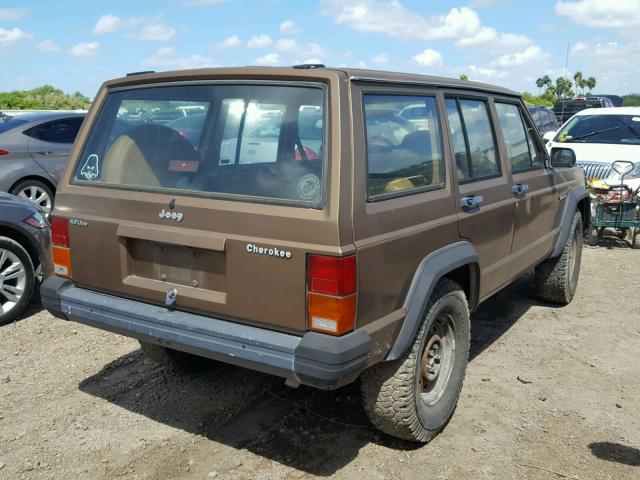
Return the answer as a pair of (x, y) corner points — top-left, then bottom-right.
(547, 142), (639, 163)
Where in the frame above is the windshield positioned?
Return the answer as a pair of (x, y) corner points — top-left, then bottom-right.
(73, 83), (326, 207)
(554, 114), (640, 145)
(0, 116), (28, 134)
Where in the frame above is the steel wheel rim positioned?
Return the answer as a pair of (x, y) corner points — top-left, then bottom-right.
(418, 313), (456, 406)
(0, 248), (27, 316)
(18, 185), (52, 216)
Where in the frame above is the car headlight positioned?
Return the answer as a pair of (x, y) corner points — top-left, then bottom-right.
(23, 211), (48, 229)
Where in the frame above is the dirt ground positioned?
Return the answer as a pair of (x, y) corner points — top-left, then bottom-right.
(1, 242), (639, 480)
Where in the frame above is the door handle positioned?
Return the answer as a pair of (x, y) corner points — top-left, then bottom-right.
(512, 183), (529, 195)
(34, 150), (54, 156)
(460, 195), (484, 210)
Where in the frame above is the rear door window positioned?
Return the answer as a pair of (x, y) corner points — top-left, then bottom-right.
(445, 98), (499, 181)
(25, 117), (84, 143)
(363, 94), (445, 199)
(72, 84), (326, 207)
(495, 103), (543, 171)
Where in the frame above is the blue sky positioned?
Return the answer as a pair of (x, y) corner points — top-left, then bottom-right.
(1, 0), (638, 97)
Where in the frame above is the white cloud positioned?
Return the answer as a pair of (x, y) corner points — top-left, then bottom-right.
(184, 0), (229, 5)
(92, 14), (141, 35)
(69, 41), (100, 59)
(219, 35), (242, 48)
(413, 48), (443, 67)
(280, 20), (300, 34)
(138, 23), (176, 42)
(0, 27), (30, 48)
(276, 38), (297, 51)
(0, 8), (28, 21)
(372, 53), (389, 65)
(468, 64), (508, 80)
(455, 27), (531, 52)
(253, 53), (281, 65)
(247, 34), (272, 48)
(555, 0), (640, 29)
(491, 45), (546, 67)
(142, 46), (217, 69)
(568, 40), (640, 92)
(323, 1), (481, 40)
(36, 39), (62, 53)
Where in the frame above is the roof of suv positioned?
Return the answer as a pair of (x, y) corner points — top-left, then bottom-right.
(105, 66), (520, 97)
(573, 106), (640, 116)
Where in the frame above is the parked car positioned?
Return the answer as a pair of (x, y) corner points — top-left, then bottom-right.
(553, 96), (614, 125)
(0, 192), (51, 325)
(41, 66), (588, 443)
(0, 111), (86, 216)
(527, 106), (559, 137)
(544, 107), (640, 192)
(593, 94), (624, 107)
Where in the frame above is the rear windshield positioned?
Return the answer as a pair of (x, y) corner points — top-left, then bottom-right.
(73, 83), (326, 207)
(553, 101), (601, 114)
(555, 114), (640, 145)
(0, 116), (28, 134)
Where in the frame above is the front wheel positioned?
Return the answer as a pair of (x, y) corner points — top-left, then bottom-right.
(10, 180), (54, 217)
(0, 237), (36, 325)
(360, 278), (470, 442)
(535, 211), (583, 304)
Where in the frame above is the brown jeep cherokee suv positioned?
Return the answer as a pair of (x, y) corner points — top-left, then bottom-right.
(41, 66), (588, 443)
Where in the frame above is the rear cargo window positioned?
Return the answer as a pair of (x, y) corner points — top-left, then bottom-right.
(364, 95), (445, 199)
(73, 84), (326, 207)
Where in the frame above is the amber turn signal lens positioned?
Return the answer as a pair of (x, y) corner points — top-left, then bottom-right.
(307, 292), (356, 336)
(52, 246), (72, 278)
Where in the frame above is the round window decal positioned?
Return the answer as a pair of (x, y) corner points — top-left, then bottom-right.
(297, 173), (321, 202)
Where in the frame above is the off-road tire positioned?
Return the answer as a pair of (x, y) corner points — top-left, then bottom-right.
(360, 278), (470, 443)
(535, 211), (583, 304)
(0, 237), (36, 326)
(139, 341), (213, 373)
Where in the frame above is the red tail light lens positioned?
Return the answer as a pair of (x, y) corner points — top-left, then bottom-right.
(0, 149), (9, 155)
(307, 254), (357, 336)
(308, 255), (356, 296)
(50, 216), (70, 248)
(50, 216), (71, 278)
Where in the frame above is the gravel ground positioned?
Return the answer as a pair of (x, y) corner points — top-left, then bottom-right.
(0, 244), (639, 480)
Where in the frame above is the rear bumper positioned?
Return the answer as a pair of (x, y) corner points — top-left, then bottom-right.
(41, 277), (371, 390)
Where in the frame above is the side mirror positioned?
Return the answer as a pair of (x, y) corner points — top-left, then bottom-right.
(550, 147), (576, 168)
(542, 131), (556, 143)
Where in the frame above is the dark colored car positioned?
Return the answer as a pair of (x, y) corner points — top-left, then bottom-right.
(553, 97), (614, 125)
(41, 66), (588, 443)
(0, 192), (51, 324)
(527, 106), (559, 136)
(594, 94), (623, 107)
(0, 111), (86, 216)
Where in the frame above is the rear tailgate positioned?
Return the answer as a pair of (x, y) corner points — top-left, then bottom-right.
(61, 191), (342, 334)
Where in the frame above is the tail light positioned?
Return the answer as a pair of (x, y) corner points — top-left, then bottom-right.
(50, 216), (72, 277)
(307, 254), (356, 335)
(0, 149), (9, 155)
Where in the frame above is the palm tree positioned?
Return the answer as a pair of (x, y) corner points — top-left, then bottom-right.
(459, 74), (469, 81)
(585, 76), (597, 94)
(535, 75), (552, 93)
(573, 71), (583, 94)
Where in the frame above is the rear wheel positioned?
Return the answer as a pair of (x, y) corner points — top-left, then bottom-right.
(0, 237), (35, 326)
(139, 341), (213, 373)
(535, 211), (583, 304)
(360, 279), (470, 442)
(10, 180), (54, 217)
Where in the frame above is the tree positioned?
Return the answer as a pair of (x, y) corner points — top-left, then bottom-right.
(555, 77), (574, 99)
(535, 75), (552, 93)
(573, 71), (583, 94)
(585, 76), (596, 94)
(0, 85), (91, 110)
(459, 74), (469, 81)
